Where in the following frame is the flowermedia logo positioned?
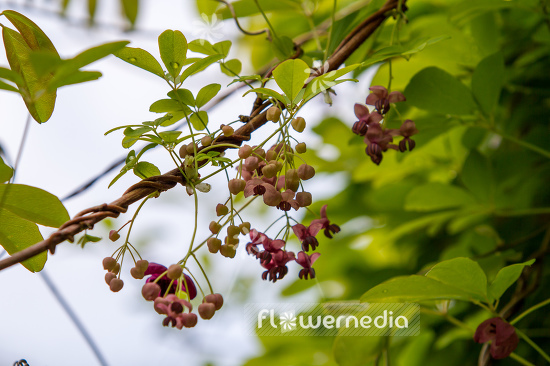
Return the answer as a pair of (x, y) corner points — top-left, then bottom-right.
(246, 303), (419, 336)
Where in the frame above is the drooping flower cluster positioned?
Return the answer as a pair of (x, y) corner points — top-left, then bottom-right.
(139, 262), (224, 329)
(246, 205), (339, 282)
(352, 86), (418, 165)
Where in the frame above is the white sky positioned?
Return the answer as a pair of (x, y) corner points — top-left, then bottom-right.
(0, 1), (374, 365)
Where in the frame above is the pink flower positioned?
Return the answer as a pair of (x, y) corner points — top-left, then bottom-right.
(311, 205), (341, 239)
(296, 251), (321, 280)
(243, 177), (282, 206)
(474, 317), (519, 360)
(277, 189), (300, 211)
(292, 222), (323, 251)
(154, 294), (196, 329)
(365, 85), (406, 114)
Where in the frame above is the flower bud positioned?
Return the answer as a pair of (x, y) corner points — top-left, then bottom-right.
(263, 189), (283, 207)
(239, 222), (251, 235)
(130, 267), (145, 279)
(285, 169), (300, 191)
(186, 142), (197, 155)
(181, 313), (198, 328)
(108, 230), (120, 242)
(178, 144), (188, 159)
(296, 192), (312, 207)
(102, 257), (117, 271)
(109, 278), (124, 292)
(253, 147), (266, 159)
(228, 179), (246, 195)
(212, 293), (224, 310)
(262, 164), (278, 178)
(142, 283), (161, 301)
(112, 263), (121, 275)
(238, 144), (253, 159)
(227, 225), (240, 238)
(198, 302), (216, 320)
(105, 272), (116, 285)
(265, 150), (278, 161)
(291, 117), (306, 132)
(167, 264), (183, 280)
(296, 142), (307, 154)
(201, 135), (212, 146)
(207, 237), (222, 253)
(224, 235), (239, 245)
(216, 204), (229, 216)
(135, 260), (149, 273)
(209, 221), (222, 234)
(220, 244), (237, 258)
(221, 125), (234, 137)
(298, 164), (315, 180)
(243, 156), (259, 171)
(266, 106), (281, 122)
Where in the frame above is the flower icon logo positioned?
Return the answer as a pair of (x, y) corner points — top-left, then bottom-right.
(192, 13), (225, 45)
(279, 311), (297, 332)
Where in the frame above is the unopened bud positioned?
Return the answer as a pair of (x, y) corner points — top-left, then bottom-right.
(167, 264), (183, 280)
(221, 125), (234, 137)
(262, 164), (278, 178)
(102, 257), (117, 271)
(266, 106), (281, 122)
(198, 302), (216, 320)
(296, 142), (307, 154)
(228, 179), (246, 195)
(179, 144), (188, 159)
(186, 142), (197, 155)
(105, 272), (116, 285)
(209, 221), (222, 234)
(207, 237), (222, 253)
(130, 267), (145, 279)
(109, 278), (124, 292)
(291, 117), (306, 132)
(296, 192), (312, 207)
(298, 164), (315, 180)
(112, 263), (121, 275)
(216, 204), (229, 216)
(227, 225), (240, 238)
(239, 222), (251, 235)
(243, 156), (259, 171)
(253, 147), (266, 159)
(224, 236), (239, 245)
(238, 145), (253, 159)
(285, 169), (300, 191)
(142, 282), (161, 301)
(201, 135), (212, 146)
(220, 244), (237, 258)
(181, 313), (198, 328)
(263, 189), (283, 207)
(108, 230), (120, 242)
(135, 260), (149, 273)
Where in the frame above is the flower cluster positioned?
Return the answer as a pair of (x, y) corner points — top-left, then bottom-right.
(246, 205), (339, 282)
(352, 86), (418, 165)
(140, 263), (224, 329)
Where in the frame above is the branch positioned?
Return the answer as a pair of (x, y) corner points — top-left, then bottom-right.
(0, 0), (406, 271)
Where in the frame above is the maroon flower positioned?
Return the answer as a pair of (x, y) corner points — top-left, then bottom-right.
(145, 263), (197, 300)
(364, 122), (398, 165)
(311, 205), (341, 239)
(277, 189), (300, 211)
(474, 317), (519, 360)
(154, 294), (196, 329)
(397, 119), (418, 152)
(262, 250), (295, 283)
(292, 222), (324, 251)
(243, 178), (282, 206)
(365, 85), (406, 114)
(246, 229), (268, 257)
(296, 251), (321, 280)
(352, 104), (383, 136)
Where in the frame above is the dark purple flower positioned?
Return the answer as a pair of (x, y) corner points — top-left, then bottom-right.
(292, 222), (323, 251)
(154, 294), (196, 329)
(296, 251), (321, 280)
(261, 250), (295, 283)
(243, 177), (282, 207)
(145, 263), (197, 300)
(474, 317), (519, 360)
(311, 205), (341, 239)
(365, 85), (406, 114)
(397, 119), (418, 152)
(352, 104), (383, 136)
(246, 229), (267, 257)
(364, 122), (398, 165)
(277, 189), (300, 211)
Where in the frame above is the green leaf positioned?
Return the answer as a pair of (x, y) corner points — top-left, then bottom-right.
(426, 257), (488, 301)
(121, 0), (139, 28)
(303, 64), (359, 102)
(188, 39), (216, 55)
(1, 10), (59, 55)
(0, 184), (70, 227)
(404, 67), (477, 115)
(87, 0), (97, 24)
(405, 183), (476, 211)
(488, 259), (535, 301)
(0, 156), (13, 183)
(68, 41), (130, 70)
(0, 79), (18, 92)
(271, 35), (295, 60)
(158, 131), (182, 143)
(180, 54), (224, 82)
(168, 88), (195, 106)
(196, 83), (221, 108)
(2, 24), (57, 123)
(133, 161), (161, 179)
(461, 150), (492, 202)
(77, 233), (101, 248)
(243, 87), (287, 106)
(220, 59), (242, 77)
(114, 47), (165, 78)
(272, 59), (309, 104)
(213, 40), (232, 58)
(472, 52), (505, 115)
(0, 66), (24, 84)
(150, 99), (184, 113)
(189, 111), (209, 131)
(158, 30), (187, 78)
(0, 209), (46, 272)
(196, 0), (219, 16)
(360, 275), (476, 302)
(49, 70), (102, 89)
(333, 337), (384, 366)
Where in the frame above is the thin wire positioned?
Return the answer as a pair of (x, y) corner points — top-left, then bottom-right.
(12, 114), (31, 182)
(40, 270), (109, 366)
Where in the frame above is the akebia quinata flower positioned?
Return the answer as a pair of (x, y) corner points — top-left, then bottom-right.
(311, 205), (341, 239)
(292, 222), (323, 251)
(296, 251), (321, 280)
(474, 317), (519, 359)
(144, 263), (197, 300)
(365, 85), (406, 115)
(352, 104), (383, 136)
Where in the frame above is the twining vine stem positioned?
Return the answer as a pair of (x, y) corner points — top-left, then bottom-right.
(0, 0), (406, 272)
